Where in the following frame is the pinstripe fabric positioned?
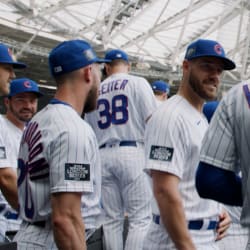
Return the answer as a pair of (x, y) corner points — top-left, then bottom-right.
(16, 103), (101, 249)
(200, 82), (250, 249)
(144, 95), (221, 249)
(0, 115), (11, 239)
(86, 73), (157, 146)
(86, 72), (156, 250)
(100, 144), (152, 250)
(0, 116), (23, 234)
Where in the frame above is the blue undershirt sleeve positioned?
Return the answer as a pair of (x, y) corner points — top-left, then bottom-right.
(195, 161), (242, 206)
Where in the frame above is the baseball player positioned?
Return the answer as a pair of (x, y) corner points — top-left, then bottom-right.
(0, 43), (26, 242)
(0, 78), (43, 242)
(202, 101), (248, 250)
(143, 39), (235, 250)
(86, 49), (156, 250)
(0, 43), (26, 96)
(14, 40), (106, 249)
(196, 81), (250, 249)
(151, 80), (170, 106)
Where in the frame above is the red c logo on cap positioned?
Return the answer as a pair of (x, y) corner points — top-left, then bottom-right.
(8, 48), (13, 57)
(214, 44), (223, 55)
(23, 81), (32, 88)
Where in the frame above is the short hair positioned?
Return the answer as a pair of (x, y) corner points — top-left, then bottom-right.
(53, 69), (81, 86)
(106, 59), (129, 67)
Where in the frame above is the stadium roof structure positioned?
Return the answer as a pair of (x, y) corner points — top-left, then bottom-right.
(0, 0), (250, 93)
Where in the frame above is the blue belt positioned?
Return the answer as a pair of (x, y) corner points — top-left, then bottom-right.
(99, 140), (137, 149)
(152, 214), (217, 230)
(4, 211), (19, 220)
(0, 204), (18, 220)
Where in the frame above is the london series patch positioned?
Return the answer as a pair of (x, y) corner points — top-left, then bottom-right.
(149, 145), (174, 162)
(65, 163), (90, 181)
(0, 147), (6, 159)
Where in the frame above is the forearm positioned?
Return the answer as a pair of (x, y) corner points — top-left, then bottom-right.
(53, 216), (86, 250)
(0, 168), (18, 210)
(156, 192), (195, 250)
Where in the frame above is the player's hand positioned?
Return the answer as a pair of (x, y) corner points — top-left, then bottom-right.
(215, 210), (231, 241)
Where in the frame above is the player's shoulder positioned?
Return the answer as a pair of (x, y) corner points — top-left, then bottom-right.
(0, 115), (5, 125)
(150, 95), (187, 124)
(219, 81), (249, 109)
(226, 81), (248, 97)
(0, 115), (9, 131)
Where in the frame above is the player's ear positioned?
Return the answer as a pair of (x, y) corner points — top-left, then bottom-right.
(3, 97), (9, 108)
(182, 59), (189, 70)
(105, 64), (111, 76)
(82, 66), (92, 83)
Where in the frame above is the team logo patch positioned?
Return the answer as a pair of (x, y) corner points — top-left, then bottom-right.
(23, 80), (32, 88)
(65, 163), (90, 181)
(0, 147), (6, 159)
(83, 49), (95, 61)
(54, 66), (62, 73)
(149, 145), (173, 162)
(214, 44), (223, 55)
(186, 48), (196, 57)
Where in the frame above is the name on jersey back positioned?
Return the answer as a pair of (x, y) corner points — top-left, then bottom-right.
(99, 79), (128, 95)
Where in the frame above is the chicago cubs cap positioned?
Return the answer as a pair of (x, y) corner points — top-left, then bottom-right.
(203, 101), (219, 123)
(0, 43), (26, 69)
(152, 80), (170, 95)
(104, 49), (129, 62)
(9, 78), (43, 98)
(185, 39), (235, 70)
(49, 39), (109, 76)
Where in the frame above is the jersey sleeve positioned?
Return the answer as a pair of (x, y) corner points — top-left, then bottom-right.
(49, 125), (95, 194)
(144, 108), (188, 179)
(200, 94), (236, 172)
(0, 117), (12, 168)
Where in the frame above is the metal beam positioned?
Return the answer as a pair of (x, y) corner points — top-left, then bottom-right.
(122, 0), (212, 48)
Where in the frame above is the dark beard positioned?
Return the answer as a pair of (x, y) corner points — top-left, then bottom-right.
(83, 85), (98, 114)
(9, 103), (33, 122)
(189, 71), (216, 101)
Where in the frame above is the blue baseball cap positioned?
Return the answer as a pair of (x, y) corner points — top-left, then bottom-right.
(104, 49), (129, 62)
(203, 101), (219, 123)
(49, 39), (109, 76)
(185, 39), (235, 70)
(0, 43), (26, 69)
(8, 78), (43, 98)
(151, 80), (170, 95)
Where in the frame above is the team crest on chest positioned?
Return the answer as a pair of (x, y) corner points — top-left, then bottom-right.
(149, 145), (174, 162)
(65, 163), (90, 181)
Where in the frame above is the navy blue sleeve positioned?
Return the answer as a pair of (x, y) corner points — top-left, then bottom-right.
(195, 161), (243, 206)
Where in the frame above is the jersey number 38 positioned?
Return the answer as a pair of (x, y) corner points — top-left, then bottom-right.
(97, 94), (128, 129)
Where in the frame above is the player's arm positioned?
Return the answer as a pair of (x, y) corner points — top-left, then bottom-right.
(152, 170), (196, 250)
(0, 167), (18, 210)
(51, 192), (86, 250)
(195, 161), (242, 206)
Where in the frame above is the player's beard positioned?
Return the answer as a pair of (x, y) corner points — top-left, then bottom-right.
(83, 83), (98, 114)
(188, 70), (218, 101)
(9, 102), (34, 122)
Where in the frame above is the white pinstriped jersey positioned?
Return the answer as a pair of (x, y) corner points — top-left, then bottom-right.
(200, 82), (250, 227)
(0, 116), (23, 232)
(0, 115), (12, 237)
(145, 95), (220, 220)
(18, 103), (101, 229)
(86, 73), (156, 145)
